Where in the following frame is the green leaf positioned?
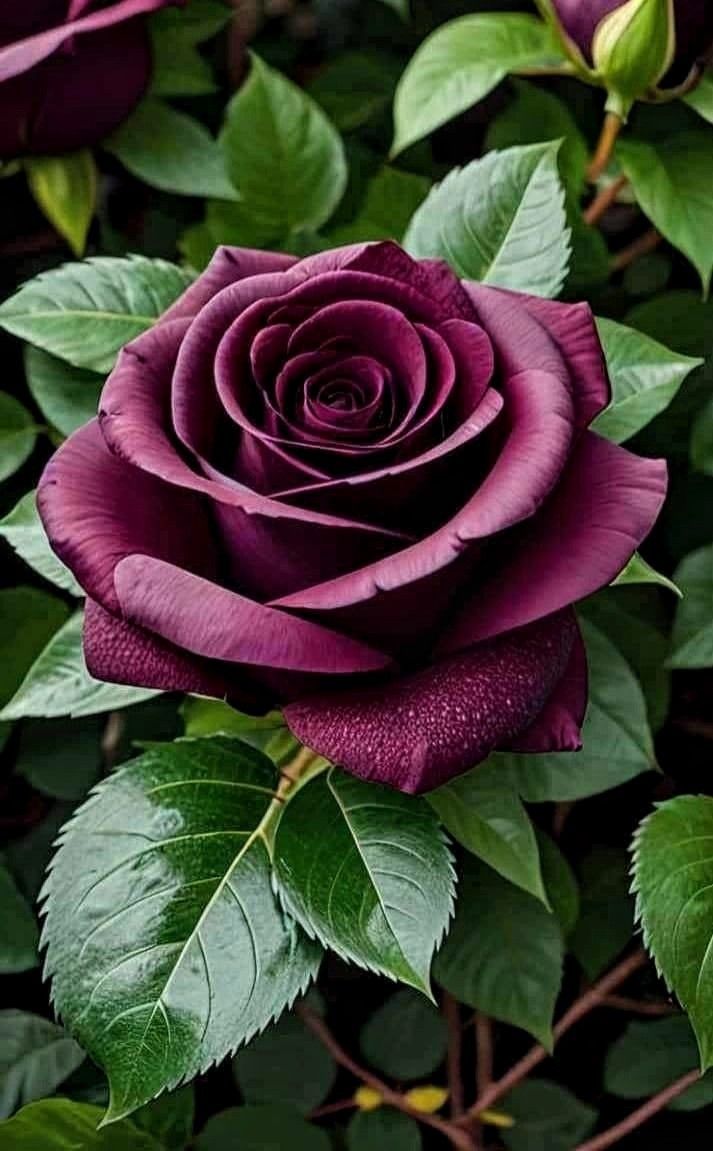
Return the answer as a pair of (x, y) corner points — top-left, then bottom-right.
(0, 1099), (163, 1150)
(359, 989), (447, 1081)
(309, 52), (400, 133)
(329, 166), (431, 246)
(274, 767), (455, 994)
(1, 612), (159, 721)
(434, 856), (563, 1047)
(618, 132), (713, 294)
(605, 1016), (713, 1112)
(149, 0), (230, 97)
(0, 491), (82, 596)
(684, 72), (713, 125)
(593, 317), (702, 443)
(106, 100), (237, 201)
(25, 151), (97, 258)
(24, 346), (103, 440)
(348, 1109), (422, 1151)
(570, 847), (634, 979)
(392, 14), (565, 155)
(196, 1105), (330, 1151)
(42, 736), (321, 1121)
(0, 587), (69, 709)
(378, 0), (409, 18)
(0, 866), (39, 975)
(181, 698), (297, 764)
(429, 758), (546, 904)
(233, 1005), (336, 1115)
(691, 394), (713, 476)
(15, 717), (102, 801)
(485, 79), (588, 197)
(404, 142), (570, 298)
(132, 1086), (195, 1149)
(0, 393), (37, 482)
(504, 618), (656, 802)
(0, 257), (194, 374)
(613, 553), (681, 597)
(0, 1011), (85, 1119)
(536, 830), (579, 938)
(219, 54), (347, 245)
(633, 795), (713, 1069)
(501, 1080), (597, 1151)
(669, 545), (713, 668)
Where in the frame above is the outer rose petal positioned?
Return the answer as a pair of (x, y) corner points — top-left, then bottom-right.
(285, 610), (578, 794)
(162, 246), (297, 324)
(440, 432), (667, 652)
(507, 622), (587, 753)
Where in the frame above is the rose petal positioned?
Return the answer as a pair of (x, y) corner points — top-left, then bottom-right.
(285, 610), (578, 793)
(163, 247), (296, 324)
(520, 294), (610, 425)
(507, 621), (587, 752)
(440, 432), (668, 652)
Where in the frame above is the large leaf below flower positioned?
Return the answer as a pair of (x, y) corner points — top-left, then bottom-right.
(274, 768), (455, 994)
(41, 736), (322, 1121)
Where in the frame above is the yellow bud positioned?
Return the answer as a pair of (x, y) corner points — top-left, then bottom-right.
(479, 1109), (516, 1129)
(404, 1085), (450, 1114)
(354, 1085), (383, 1112)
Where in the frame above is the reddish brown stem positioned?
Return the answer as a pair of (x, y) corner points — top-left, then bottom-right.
(443, 993), (465, 1117)
(573, 1070), (700, 1150)
(602, 994), (676, 1016)
(611, 229), (662, 272)
(584, 175), (628, 226)
(475, 1013), (494, 1099)
(587, 113), (623, 182)
(309, 1099), (357, 1120)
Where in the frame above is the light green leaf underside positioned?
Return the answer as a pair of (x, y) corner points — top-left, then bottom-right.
(0, 491), (82, 596)
(669, 545), (713, 668)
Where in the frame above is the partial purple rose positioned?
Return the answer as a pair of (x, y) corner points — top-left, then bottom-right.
(0, 0), (180, 158)
(38, 242), (667, 794)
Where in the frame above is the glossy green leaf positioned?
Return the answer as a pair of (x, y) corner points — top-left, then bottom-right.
(0, 393), (37, 483)
(570, 847), (634, 979)
(0, 1099), (163, 1149)
(42, 736), (321, 1120)
(684, 72), (713, 124)
(106, 100), (237, 200)
(0, 257), (194, 374)
(485, 79), (588, 197)
(0, 1011), (85, 1119)
(233, 1006), (336, 1115)
(329, 166), (431, 246)
(348, 1108), (422, 1151)
(613, 553), (681, 597)
(536, 830), (579, 938)
(593, 317), (701, 443)
(181, 698), (297, 764)
(15, 717), (102, 801)
(605, 1016), (713, 1111)
(669, 545), (713, 668)
(0, 866), (39, 975)
(25, 151), (96, 257)
(633, 795), (713, 1068)
(618, 132), (713, 294)
(1, 612), (159, 721)
(309, 52), (400, 132)
(0, 587), (69, 709)
(404, 143), (570, 298)
(503, 618), (656, 802)
(196, 1105), (330, 1151)
(132, 1086), (195, 1149)
(359, 989), (447, 1081)
(274, 767), (455, 994)
(501, 1080), (597, 1151)
(149, 0), (229, 97)
(0, 491), (82, 596)
(24, 346), (103, 439)
(392, 14), (565, 155)
(429, 758), (546, 904)
(219, 54), (347, 245)
(434, 856), (563, 1048)
(691, 394), (713, 476)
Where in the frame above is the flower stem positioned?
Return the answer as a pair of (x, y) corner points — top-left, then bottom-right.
(572, 1070), (700, 1150)
(443, 992), (465, 1118)
(587, 113), (623, 182)
(583, 175), (628, 227)
(611, 229), (662, 272)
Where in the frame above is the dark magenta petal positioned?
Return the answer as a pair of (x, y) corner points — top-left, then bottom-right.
(37, 419), (215, 614)
(439, 319), (495, 423)
(113, 554), (395, 675)
(440, 432), (668, 652)
(519, 295), (610, 425)
(163, 248), (297, 324)
(285, 611), (578, 794)
(341, 242), (475, 320)
(551, 0), (621, 60)
(507, 622), (587, 753)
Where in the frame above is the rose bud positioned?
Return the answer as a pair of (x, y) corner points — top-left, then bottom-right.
(38, 242), (667, 795)
(544, 0), (713, 115)
(0, 1), (180, 158)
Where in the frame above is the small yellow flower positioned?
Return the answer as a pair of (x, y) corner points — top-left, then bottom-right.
(404, 1085), (450, 1113)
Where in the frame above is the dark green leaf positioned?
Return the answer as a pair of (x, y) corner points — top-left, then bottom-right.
(0, 257), (193, 374)
(195, 1105), (330, 1151)
(0, 491), (82, 595)
(429, 759), (546, 904)
(359, 989), (447, 1081)
(392, 14), (565, 155)
(502, 1080), (597, 1151)
(274, 767), (455, 994)
(15, 717), (102, 801)
(132, 1086), (195, 1149)
(0, 1099), (163, 1149)
(309, 52), (401, 132)
(233, 1006), (336, 1115)
(0, 587), (68, 709)
(42, 736), (321, 1120)
(605, 1016), (713, 1111)
(485, 79), (588, 196)
(404, 143), (570, 298)
(536, 831), (579, 938)
(149, 0), (230, 97)
(348, 1108), (422, 1151)
(0, 866), (39, 975)
(181, 698), (297, 763)
(0, 1011), (85, 1119)
(593, 317), (701, 443)
(613, 553), (681, 597)
(106, 101), (237, 200)
(633, 795), (713, 1069)
(25, 151), (96, 258)
(434, 856), (563, 1047)
(684, 72), (713, 124)
(669, 545), (713, 668)
(0, 393), (37, 483)
(329, 166), (431, 246)
(570, 847), (634, 980)
(691, 394), (713, 476)
(24, 347), (103, 440)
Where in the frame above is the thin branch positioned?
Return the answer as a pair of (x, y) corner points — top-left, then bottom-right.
(587, 113), (623, 182)
(611, 229), (662, 272)
(475, 1013), (494, 1099)
(443, 992), (465, 1117)
(296, 1003), (479, 1151)
(602, 994), (676, 1017)
(584, 175), (628, 226)
(458, 951), (649, 1126)
(573, 1070), (700, 1151)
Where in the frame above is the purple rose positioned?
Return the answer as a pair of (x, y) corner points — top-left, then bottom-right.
(38, 242), (667, 793)
(0, 0), (180, 158)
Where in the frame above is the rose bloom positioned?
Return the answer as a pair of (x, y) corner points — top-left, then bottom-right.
(0, 1), (179, 158)
(39, 243), (667, 793)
